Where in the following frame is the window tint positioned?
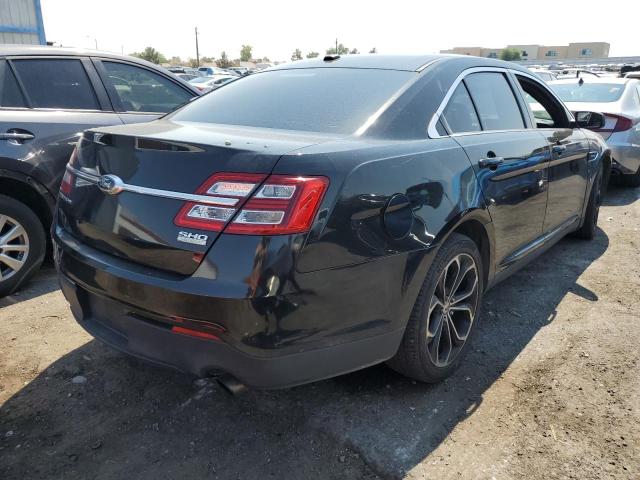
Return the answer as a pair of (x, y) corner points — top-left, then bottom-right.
(464, 73), (525, 130)
(102, 61), (193, 113)
(0, 63), (26, 108)
(12, 59), (99, 109)
(441, 83), (481, 133)
(170, 68), (414, 134)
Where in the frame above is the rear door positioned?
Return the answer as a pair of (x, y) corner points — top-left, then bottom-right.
(513, 73), (589, 233)
(439, 70), (551, 268)
(0, 56), (123, 194)
(92, 59), (197, 125)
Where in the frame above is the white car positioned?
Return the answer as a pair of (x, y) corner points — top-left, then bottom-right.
(550, 77), (640, 186)
(188, 74), (238, 92)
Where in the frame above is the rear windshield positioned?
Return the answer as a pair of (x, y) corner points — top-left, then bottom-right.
(170, 68), (414, 134)
(551, 83), (625, 103)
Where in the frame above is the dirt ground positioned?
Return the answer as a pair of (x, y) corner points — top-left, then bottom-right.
(1, 184), (638, 480)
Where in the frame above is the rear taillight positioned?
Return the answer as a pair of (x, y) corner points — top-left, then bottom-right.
(174, 173), (329, 235)
(595, 113), (634, 133)
(60, 170), (75, 196)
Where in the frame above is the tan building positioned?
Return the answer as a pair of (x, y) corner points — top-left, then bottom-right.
(440, 42), (610, 61)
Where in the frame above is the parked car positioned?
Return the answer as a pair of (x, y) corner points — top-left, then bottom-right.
(229, 67), (250, 76)
(197, 66), (239, 77)
(167, 66), (202, 77)
(550, 77), (640, 185)
(0, 46), (200, 296)
(188, 74), (238, 92)
(53, 54), (609, 390)
(528, 69), (557, 82)
(176, 73), (198, 82)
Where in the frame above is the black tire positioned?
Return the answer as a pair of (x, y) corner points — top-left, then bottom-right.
(574, 163), (604, 240)
(623, 165), (640, 187)
(387, 233), (484, 383)
(0, 195), (46, 297)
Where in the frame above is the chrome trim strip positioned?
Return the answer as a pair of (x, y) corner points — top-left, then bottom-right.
(66, 165), (239, 206)
(427, 67), (575, 139)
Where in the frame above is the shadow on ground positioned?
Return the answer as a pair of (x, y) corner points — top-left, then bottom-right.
(0, 266), (59, 309)
(0, 226), (610, 479)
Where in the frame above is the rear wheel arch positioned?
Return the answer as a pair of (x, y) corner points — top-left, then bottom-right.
(448, 218), (492, 292)
(0, 174), (55, 242)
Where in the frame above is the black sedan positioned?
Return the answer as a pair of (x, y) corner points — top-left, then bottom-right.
(53, 54), (610, 389)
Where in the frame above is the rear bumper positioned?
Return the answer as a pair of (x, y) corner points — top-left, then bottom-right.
(53, 226), (409, 388)
(607, 133), (640, 175)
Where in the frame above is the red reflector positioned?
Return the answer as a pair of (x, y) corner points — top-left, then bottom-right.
(171, 325), (220, 341)
(60, 170), (75, 195)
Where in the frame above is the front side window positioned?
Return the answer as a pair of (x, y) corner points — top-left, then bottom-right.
(11, 59), (99, 110)
(102, 61), (193, 113)
(441, 83), (481, 133)
(170, 68), (414, 134)
(464, 72), (524, 131)
(516, 75), (569, 129)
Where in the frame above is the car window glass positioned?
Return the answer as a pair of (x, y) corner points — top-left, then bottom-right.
(0, 63), (26, 108)
(524, 92), (554, 127)
(551, 83), (625, 103)
(102, 61), (193, 113)
(12, 59), (99, 109)
(170, 68), (414, 134)
(441, 83), (481, 133)
(464, 72), (525, 130)
(516, 75), (569, 129)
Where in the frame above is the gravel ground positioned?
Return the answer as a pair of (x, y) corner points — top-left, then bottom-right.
(1, 184), (638, 480)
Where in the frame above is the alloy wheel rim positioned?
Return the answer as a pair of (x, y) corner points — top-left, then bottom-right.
(426, 253), (479, 367)
(0, 215), (29, 281)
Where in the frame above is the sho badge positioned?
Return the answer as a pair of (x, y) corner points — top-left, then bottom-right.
(177, 231), (208, 246)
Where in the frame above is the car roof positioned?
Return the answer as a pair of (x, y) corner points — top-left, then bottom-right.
(267, 54), (533, 73)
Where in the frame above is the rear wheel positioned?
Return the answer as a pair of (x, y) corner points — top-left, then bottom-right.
(387, 233), (483, 383)
(0, 195), (46, 297)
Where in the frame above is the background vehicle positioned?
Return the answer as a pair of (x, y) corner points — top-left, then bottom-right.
(0, 46), (200, 296)
(53, 55), (609, 389)
(167, 66), (203, 77)
(529, 69), (557, 82)
(188, 74), (238, 92)
(197, 66), (239, 77)
(550, 77), (640, 185)
(176, 73), (198, 81)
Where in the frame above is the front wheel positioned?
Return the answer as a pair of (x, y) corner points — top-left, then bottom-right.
(387, 233), (484, 383)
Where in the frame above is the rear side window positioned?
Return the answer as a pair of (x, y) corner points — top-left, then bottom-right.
(464, 73), (524, 131)
(12, 59), (99, 110)
(102, 61), (193, 113)
(441, 83), (481, 133)
(0, 62), (26, 108)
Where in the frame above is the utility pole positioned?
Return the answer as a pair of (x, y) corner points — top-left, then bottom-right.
(195, 27), (200, 67)
(335, 38), (338, 54)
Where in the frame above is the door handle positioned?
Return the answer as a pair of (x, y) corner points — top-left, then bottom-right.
(478, 157), (504, 169)
(0, 132), (35, 144)
(552, 145), (567, 155)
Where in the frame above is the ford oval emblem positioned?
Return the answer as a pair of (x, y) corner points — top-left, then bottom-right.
(97, 174), (124, 195)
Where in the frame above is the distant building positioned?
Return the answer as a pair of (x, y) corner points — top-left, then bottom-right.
(440, 42), (610, 61)
(0, 0), (46, 45)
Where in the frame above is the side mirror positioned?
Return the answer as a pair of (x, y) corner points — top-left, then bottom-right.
(573, 111), (606, 130)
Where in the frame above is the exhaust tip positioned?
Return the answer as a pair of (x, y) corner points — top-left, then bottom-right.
(216, 373), (247, 396)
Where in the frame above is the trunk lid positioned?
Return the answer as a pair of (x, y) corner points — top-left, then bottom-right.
(58, 119), (331, 275)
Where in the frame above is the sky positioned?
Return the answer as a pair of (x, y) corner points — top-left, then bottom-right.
(40, 0), (638, 62)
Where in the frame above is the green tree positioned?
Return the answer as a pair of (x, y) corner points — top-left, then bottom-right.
(169, 56), (183, 65)
(291, 48), (303, 61)
(200, 56), (214, 64)
(369, 47), (377, 54)
(130, 47), (167, 64)
(216, 51), (232, 68)
(262, 56), (270, 63)
(499, 48), (521, 61)
(349, 48), (359, 54)
(306, 51), (319, 58)
(240, 45), (253, 62)
(326, 43), (349, 55)
(187, 58), (199, 68)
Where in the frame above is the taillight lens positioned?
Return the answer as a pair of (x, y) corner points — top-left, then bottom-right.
(594, 113), (634, 133)
(60, 170), (75, 196)
(174, 173), (329, 235)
